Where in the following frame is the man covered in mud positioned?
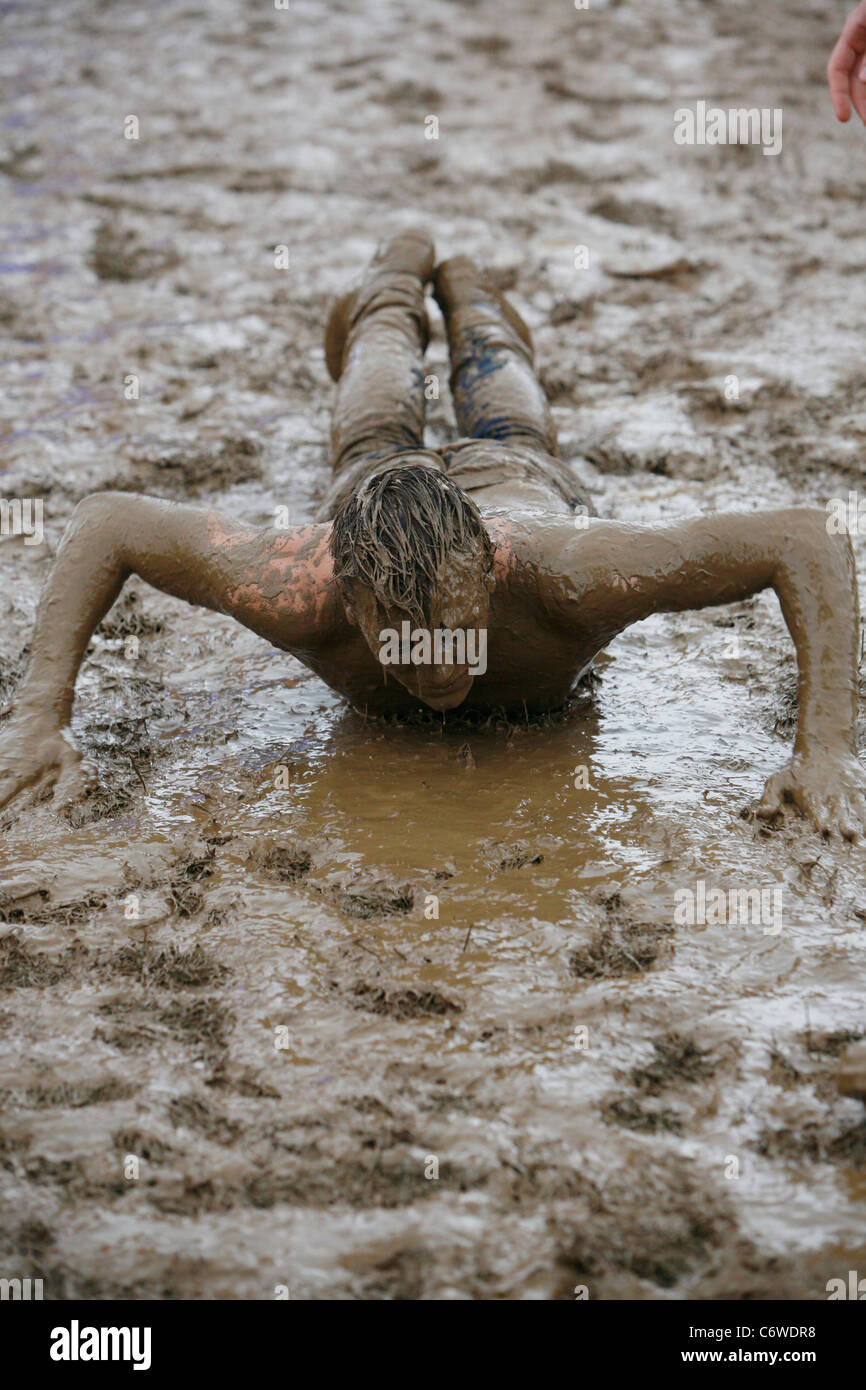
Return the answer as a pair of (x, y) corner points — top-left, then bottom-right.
(1, 231), (864, 839)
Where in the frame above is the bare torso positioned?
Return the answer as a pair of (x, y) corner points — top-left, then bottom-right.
(300, 441), (592, 714)
(298, 502), (590, 715)
(306, 539), (589, 716)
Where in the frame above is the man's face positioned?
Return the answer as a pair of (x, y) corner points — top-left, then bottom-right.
(347, 546), (492, 710)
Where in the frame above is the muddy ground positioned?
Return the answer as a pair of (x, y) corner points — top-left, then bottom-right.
(1, 0), (865, 1300)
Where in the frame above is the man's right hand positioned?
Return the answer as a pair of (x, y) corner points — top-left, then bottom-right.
(0, 716), (95, 812)
(756, 748), (866, 842)
(828, 3), (866, 122)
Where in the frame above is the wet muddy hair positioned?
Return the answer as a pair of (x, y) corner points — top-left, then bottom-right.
(330, 461), (494, 624)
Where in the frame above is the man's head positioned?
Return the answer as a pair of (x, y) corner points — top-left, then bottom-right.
(330, 461), (494, 709)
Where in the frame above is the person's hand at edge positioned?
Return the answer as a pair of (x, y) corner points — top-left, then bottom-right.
(828, 3), (866, 122)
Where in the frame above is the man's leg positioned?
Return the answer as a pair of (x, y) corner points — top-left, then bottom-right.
(433, 255), (559, 456)
(326, 230), (435, 473)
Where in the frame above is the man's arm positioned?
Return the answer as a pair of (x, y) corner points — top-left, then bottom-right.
(550, 506), (864, 838)
(0, 491), (336, 809)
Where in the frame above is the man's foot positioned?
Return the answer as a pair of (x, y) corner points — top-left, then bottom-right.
(325, 288), (358, 382)
(837, 1041), (866, 1101)
(325, 229), (435, 381)
(433, 254), (534, 353)
(369, 227), (435, 281)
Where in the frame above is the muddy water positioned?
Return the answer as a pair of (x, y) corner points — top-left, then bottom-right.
(1, 0), (865, 1298)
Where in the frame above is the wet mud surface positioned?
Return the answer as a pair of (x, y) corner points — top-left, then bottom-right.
(1, 0), (865, 1298)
